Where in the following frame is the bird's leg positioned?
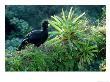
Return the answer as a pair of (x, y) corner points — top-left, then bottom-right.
(17, 38), (28, 51)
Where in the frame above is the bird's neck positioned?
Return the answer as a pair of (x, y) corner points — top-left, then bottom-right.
(43, 29), (48, 32)
(43, 26), (48, 31)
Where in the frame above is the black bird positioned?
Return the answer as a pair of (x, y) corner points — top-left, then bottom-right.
(17, 20), (48, 51)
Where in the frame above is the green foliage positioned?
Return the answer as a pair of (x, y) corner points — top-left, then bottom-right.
(6, 45), (47, 71)
(5, 5), (104, 28)
(5, 17), (32, 50)
(5, 45), (81, 71)
(90, 26), (106, 59)
(48, 7), (100, 70)
(6, 17), (32, 40)
(10, 17), (32, 35)
(5, 38), (22, 50)
(48, 7), (86, 45)
(5, 7), (106, 71)
(99, 59), (106, 71)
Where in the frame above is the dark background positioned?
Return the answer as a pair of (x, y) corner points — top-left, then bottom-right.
(5, 5), (104, 29)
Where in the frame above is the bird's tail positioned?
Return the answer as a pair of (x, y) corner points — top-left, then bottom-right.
(17, 39), (28, 51)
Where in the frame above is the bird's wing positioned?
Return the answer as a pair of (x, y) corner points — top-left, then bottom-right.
(25, 30), (42, 39)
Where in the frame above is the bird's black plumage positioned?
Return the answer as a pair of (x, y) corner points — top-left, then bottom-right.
(17, 20), (48, 51)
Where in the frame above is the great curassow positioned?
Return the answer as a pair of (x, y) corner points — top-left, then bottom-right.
(17, 20), (48, 51)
